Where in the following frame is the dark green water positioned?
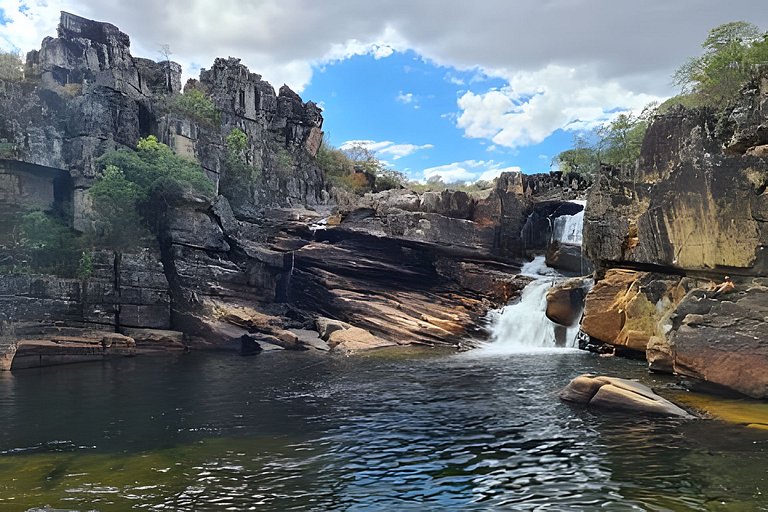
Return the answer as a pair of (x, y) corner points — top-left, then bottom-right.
(0, 348), (767, 511)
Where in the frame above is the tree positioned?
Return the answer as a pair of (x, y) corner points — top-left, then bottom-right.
(554, 104), (655, 175)
(97, 135), (214, 204)
(673, 21), (768, 107)
(0, 50), (23, 81)
(88, 165), (146, 251)
(159, 44), (173, 92)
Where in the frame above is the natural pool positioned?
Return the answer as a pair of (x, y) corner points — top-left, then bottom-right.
(0, 348), (767, 511)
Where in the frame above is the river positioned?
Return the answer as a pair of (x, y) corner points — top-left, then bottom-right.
(1, 348), (767, 511)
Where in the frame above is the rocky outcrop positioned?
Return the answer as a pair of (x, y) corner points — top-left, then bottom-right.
(0, 12), (590, 369)
(545, 278), (590, 327)
(581, 70), (768, 396)
(580, 269), (689, 355)
(584, 102), (768, 275)
(660, 283), (768, 399)
(560, 374), (693, 418)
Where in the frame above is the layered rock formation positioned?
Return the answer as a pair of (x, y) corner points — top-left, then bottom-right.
(0, 13), (588, 367)
(581, 71), (768, 397)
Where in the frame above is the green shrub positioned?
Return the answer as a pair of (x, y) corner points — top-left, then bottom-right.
(169, 89), (220, 126)
(674, 21), (768, 108)
(90, 136), (214, 248)
(17, 211), (83, 277)
(221, 129), (261, 203)
(0, 50), (23, 81)
(77, 251), (94, 279)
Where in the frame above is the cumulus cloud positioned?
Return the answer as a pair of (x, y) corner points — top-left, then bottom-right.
(340, 140), (433, 160)
(457, 64), (661, 148)
(396, 91), (415, 104)
(2, 0), (766, 146)
(422, 160), (521, 183)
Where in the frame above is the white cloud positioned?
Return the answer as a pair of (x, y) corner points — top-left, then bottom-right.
(444, 73), (465, 86)
(2, 0), (767, 144)
(340, 139), (433, 160)
(396, 91), (415, 104)
(457, 64), (661, 148)
(422, 160), (520, 183)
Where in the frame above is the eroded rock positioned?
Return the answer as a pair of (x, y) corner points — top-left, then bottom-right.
(560, 374), (693, 418)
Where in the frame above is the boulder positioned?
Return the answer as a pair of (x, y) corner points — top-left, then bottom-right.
(560, 374), (693, 418)
(546, 278), (589, 327)
(580, 269), (686, 353)
(327, 326), (397, 353)
(316, 317), (351, 341)
(664, 285), (768, 399)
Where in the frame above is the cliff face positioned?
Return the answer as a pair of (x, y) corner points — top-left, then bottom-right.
(0, 12), (587, 367)
(581, 71), (768, 397)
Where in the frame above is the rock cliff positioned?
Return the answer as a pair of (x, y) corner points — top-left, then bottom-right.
(581, 70), (768, 397)
(0, 12), (585, 368)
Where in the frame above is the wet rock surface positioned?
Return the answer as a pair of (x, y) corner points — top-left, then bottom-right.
(560, 374), (693, 418)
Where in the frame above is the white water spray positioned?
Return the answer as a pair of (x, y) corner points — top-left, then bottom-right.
(553, 209), (584, 245)
(476, 202), (587, 354)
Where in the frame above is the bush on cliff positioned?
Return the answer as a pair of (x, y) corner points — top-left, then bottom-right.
(317, 140), (406, 193)
(97, 136), (214, 202)
(168, 88), (220, 126)
(0, 50), (23, 81)
(89, 136), (213, 246)
(672, 21), (768, 109)
(221, 128), (262, 204)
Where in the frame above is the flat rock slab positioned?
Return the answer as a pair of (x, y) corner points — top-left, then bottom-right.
(560, 374), (693, 418)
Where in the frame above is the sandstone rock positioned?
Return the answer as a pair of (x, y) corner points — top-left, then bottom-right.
(327, 326), (397, 353)
(584, 93), (768, 275)
(560, 374), (693, 418)
(580, 269), (685, 353)
(665, 285), (768, 399)
(316, 317), (351, 341)
(291, 329), (331, 351)
(546, 278), (589, 326)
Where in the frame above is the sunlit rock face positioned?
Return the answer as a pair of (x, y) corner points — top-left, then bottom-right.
(581, 71), (768, 396)
(584, 75), (768, 275)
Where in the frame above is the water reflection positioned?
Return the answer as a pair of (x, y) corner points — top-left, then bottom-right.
(0, 351), (766, 510)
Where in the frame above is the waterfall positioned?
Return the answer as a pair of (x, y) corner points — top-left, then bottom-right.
(476, 275), (581, 354)
(552, 209), (584, 245)
(475, 200), (587, 354)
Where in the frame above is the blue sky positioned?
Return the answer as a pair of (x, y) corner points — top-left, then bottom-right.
(2, 1), (768, 183)
(303, 51), (546, 182)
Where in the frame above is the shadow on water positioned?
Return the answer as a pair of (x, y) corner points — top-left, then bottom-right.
(0, 350), (766, 510)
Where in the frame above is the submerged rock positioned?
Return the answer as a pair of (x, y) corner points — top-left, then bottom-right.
(560, 374), (693, 418)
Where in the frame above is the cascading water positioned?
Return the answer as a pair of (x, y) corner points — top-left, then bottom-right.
(552, 209), (584, 245)
(476, 201), (588, 354)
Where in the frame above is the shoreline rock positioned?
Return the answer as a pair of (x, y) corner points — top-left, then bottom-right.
(560, 374), (694, 418)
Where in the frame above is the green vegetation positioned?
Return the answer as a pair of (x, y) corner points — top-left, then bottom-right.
(88, 165), (147, 250)
(554, 21), (768, 176)
(97, 136), (213, 202)
(168, 88), (220, 126)
(316, 140), (407, 193)
(0, 50), (23, 81)
(89, 136), (213, 247)
(222, 128), (261, 195)
(77, 250), (94, 279)
(554, 107), (654, 176)
(670, 21), (768, 109)
(1, 211), (84, 277)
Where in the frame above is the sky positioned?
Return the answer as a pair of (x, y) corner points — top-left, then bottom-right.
(1, 1), (767, 183)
